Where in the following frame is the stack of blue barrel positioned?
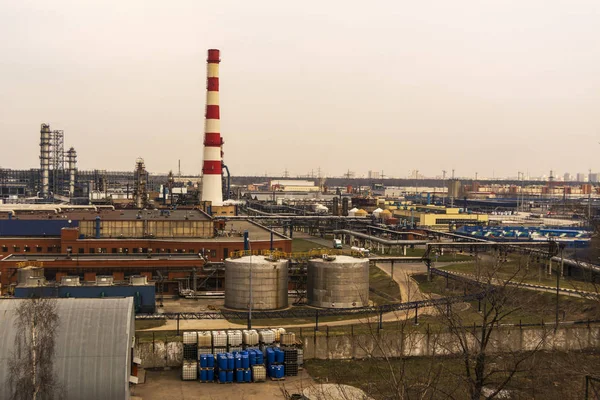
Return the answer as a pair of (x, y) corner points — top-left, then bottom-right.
(265, 347), (285, 380)
(216, 353), (234, 383)
(198, 353), (215, 382)
(233, 351), (251, 383)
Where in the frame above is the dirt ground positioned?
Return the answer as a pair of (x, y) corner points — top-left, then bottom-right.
(132, 368), (315, 400)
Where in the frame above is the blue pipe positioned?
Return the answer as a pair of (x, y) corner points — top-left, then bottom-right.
(243, 230), (249, 251)
(427, 193), (431, 205)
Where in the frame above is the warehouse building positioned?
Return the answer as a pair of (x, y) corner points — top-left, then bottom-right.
(0, 297), (136, 400)
(393, 205), (488, 231)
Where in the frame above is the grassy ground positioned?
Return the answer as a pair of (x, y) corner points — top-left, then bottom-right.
(292, 238), (324, 252)
(440, 260), (600, 293)
(304, 351), (600, 400)
(413, 272), (600, 326)
(369, 264), (401, 304)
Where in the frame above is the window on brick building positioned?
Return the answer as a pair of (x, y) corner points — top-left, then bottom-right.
(2, 246), (8, 252)
(78, 248), (84, 254)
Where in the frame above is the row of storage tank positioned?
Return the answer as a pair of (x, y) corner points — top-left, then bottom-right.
(182, 329), (301, 383)
(224, 255), (370, 310)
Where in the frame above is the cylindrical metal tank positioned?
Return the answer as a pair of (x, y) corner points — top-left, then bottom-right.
(307, 255), (369, 308)
(225, 255), (288, 310)
(17, 267), (44, 286)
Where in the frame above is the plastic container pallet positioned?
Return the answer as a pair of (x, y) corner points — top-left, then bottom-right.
(280, 332), (296, 346)
(252, 365), (266, 382)
(183, 331), (198, 345)
(183, 344), (198, 361)
(243, 329), (259, 346)
(212, 330), (228, 347)
(283, 348), (298, 364)
(197, 331), (212, 347)
(182, 361), (197, 381)
(228, 330), (243, 346)
(259, 329), (275, 344)
(284, 362), (298, 377)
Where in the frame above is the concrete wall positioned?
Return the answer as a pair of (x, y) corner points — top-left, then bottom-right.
(136, 324), (600, 368)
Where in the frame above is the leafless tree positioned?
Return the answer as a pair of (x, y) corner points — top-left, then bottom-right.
(430, 249), (552, 399)
(8, 298), (62, 400)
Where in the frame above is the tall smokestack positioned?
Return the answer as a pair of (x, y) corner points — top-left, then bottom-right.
(200, 49), (224, 207)
(40, 123), (51, 198)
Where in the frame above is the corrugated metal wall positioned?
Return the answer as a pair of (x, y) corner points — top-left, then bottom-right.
(0, 220), (78, 236)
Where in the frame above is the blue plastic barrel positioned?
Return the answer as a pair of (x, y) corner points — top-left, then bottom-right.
(207, 368), (214, 381)
(276, 365), (284, 379)
(275, 348), (284, 364)
(255, 349), (264, 364)
(234, 354), (242, 369)
(227, 353), (235, 370)
(236, 369), (244, 382)
(207, 354), (215, 368)
(218, 354), (228, 371)
(219, 370), (227, 383)
(200, 354), (208, 368)
(268, 364), (275, 377)
(200, 368), (208, 381)
(248, 350), (256, 366)
(226, 370), (234, 383)
(241, 354), (249, 369)
(244, 368), (251, 382)
(266, 348), (275, 365)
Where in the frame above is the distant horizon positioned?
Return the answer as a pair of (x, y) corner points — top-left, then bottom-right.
(2, 1), (598, 178)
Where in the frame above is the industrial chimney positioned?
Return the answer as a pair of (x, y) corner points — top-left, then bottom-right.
(40, 123), (51, 198)
(66, 147), (77, 197)
(200, 49), (224, 207)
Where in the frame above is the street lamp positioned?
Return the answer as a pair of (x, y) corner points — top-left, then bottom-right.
(247, 239), (253, 329)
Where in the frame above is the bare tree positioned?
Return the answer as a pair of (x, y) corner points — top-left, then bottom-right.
(8, 298), (62, 400)
(430, 249), (552, 400)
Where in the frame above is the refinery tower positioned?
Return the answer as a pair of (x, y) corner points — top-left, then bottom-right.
(200, 49), (224, 206)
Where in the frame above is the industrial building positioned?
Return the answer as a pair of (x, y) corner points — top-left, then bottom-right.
(392, 205), (489, 230)
(0, 297), (136, 400)
(13, 267), (156, 313)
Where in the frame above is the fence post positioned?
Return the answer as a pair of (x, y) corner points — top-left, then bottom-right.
(414, 304), (419, 325)
(315, 310), (319, 331)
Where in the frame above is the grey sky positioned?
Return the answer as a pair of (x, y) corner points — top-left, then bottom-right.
(1, 0), (599, 179)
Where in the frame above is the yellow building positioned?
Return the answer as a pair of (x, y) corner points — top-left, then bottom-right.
(392, 205), (488, 231)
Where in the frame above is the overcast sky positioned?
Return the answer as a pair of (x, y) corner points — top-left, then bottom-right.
(1, 0), (599, 179)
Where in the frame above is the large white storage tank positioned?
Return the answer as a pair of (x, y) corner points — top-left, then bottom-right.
(307, 255), (370, 308)
(224, 255), (289, 310)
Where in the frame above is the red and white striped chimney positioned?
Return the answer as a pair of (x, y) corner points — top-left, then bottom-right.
(201, 49), (223, 206)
